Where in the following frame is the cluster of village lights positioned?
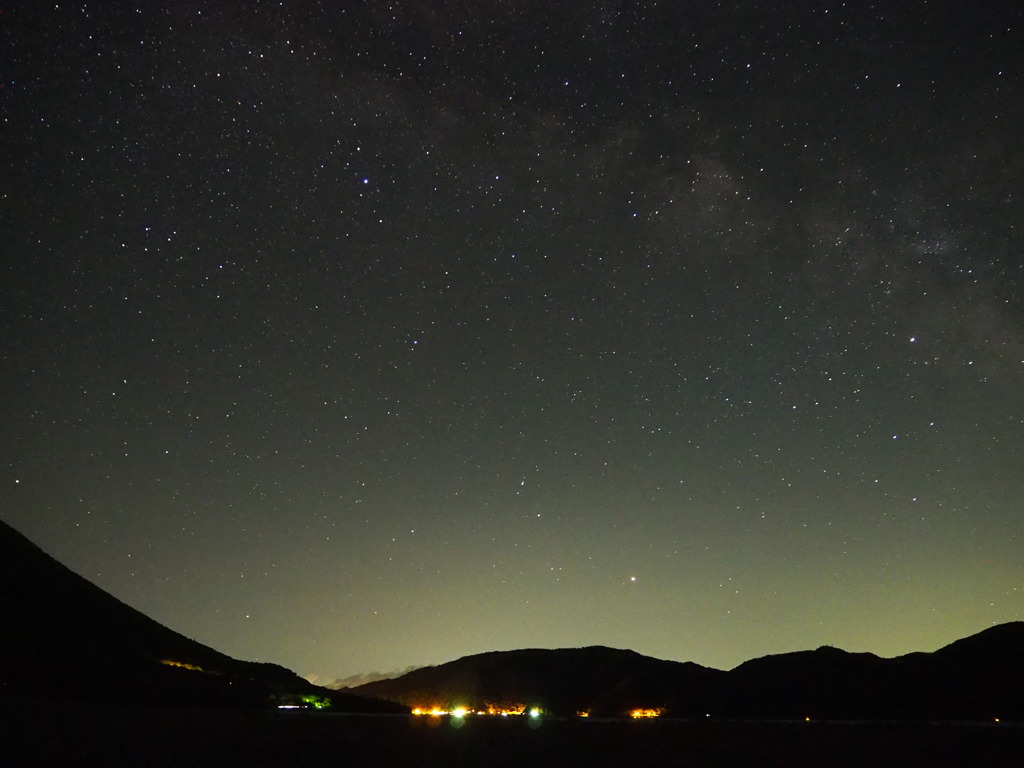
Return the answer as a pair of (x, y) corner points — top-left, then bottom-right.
(411, 706), (543, 718)
(410, 706), (664, 719)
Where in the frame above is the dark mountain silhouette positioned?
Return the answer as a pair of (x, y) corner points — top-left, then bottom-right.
(0, 518), (402, 712)
(725, 622), (1024, 720)
(350, 624), (1024, 720)
(347, 646), (726, 717)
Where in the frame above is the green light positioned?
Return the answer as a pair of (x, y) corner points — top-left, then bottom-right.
(300, 694), (331, 710)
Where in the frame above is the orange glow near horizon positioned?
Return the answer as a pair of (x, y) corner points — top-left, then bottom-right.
(484, 702), (527, 716)
(629, 708), (663, 719)
(411, 706), (459, 716)
(411, 703), (536, 717)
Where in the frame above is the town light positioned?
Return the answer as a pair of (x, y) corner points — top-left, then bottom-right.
(629, 708), (662, 719)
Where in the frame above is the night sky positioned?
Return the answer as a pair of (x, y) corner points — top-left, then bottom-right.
(3, 1), (1022, 685)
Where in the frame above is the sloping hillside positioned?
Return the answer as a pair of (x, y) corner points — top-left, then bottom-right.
(0, 518), (400, 712)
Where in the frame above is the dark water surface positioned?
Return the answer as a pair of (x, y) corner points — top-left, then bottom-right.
(2, 701), (1021, 767)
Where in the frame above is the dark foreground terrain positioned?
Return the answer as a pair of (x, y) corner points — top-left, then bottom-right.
(2, 699), (1021, 768)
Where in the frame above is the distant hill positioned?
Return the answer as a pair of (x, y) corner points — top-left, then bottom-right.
(350, 625), (1024, 720)
(725, 622), (1024, 720)
(348, 646), (726, 717)
(0, 519), (403, 712)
